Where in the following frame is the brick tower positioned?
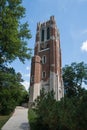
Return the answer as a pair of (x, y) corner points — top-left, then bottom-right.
(29, 16), (64, 105)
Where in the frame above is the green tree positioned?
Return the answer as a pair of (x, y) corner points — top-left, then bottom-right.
(0, 0), (32, 64)
(0, 0), (31, 115)
(30, 62), (87, 130)
(30, 88), (87, 130)
(0, 66), (28, 115)
(62, 62), (87, 97)
(58, 97), (77, 130)
(75, 91), (87, 130)
(35, 89), (59, 130)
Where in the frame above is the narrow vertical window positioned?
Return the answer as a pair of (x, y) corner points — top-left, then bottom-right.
(42, 55), (46, 64)
(42, 71), (46, 78)
(41, 29), (44, 41)
(47, 27), (50, 40)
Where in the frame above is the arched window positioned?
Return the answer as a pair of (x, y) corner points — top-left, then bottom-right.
(42, 55), (46, 64)
(47, 27), (50, 40)
(41, 29), (44, 41)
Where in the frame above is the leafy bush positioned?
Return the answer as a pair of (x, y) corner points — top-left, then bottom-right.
(29, 89), (87, 130)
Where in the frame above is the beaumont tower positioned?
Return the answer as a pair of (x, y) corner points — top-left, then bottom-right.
(29, 16), (64, 105)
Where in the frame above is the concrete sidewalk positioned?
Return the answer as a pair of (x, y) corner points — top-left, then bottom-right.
(1, 106), (30, 130)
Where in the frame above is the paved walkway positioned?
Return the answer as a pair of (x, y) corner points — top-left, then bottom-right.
(1, 106), (30, 130)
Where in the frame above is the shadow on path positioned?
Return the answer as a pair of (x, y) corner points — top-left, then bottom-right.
(20, 122), (30, 130)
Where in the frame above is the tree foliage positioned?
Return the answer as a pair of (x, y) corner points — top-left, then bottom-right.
(29, 62), (87, 130)
(35, 89), (57, 130)
(62, 62), (87, 97)
(0, 0), (32, 64)
(0, 65), (28, 115)
(31, 89), (87, 130)
(0, 0), (31, 115)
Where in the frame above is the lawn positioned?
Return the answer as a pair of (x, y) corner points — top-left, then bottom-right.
(0, 115), (10, 130)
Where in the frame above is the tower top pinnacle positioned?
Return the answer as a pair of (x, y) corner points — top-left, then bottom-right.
(50, 15), (55, 21)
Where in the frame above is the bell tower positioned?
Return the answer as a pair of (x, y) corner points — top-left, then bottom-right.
(29, 16), (64, 105)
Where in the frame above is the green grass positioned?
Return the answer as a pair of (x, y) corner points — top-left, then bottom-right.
(0, 115), (11, 130)
(28, 109), (37, 130)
